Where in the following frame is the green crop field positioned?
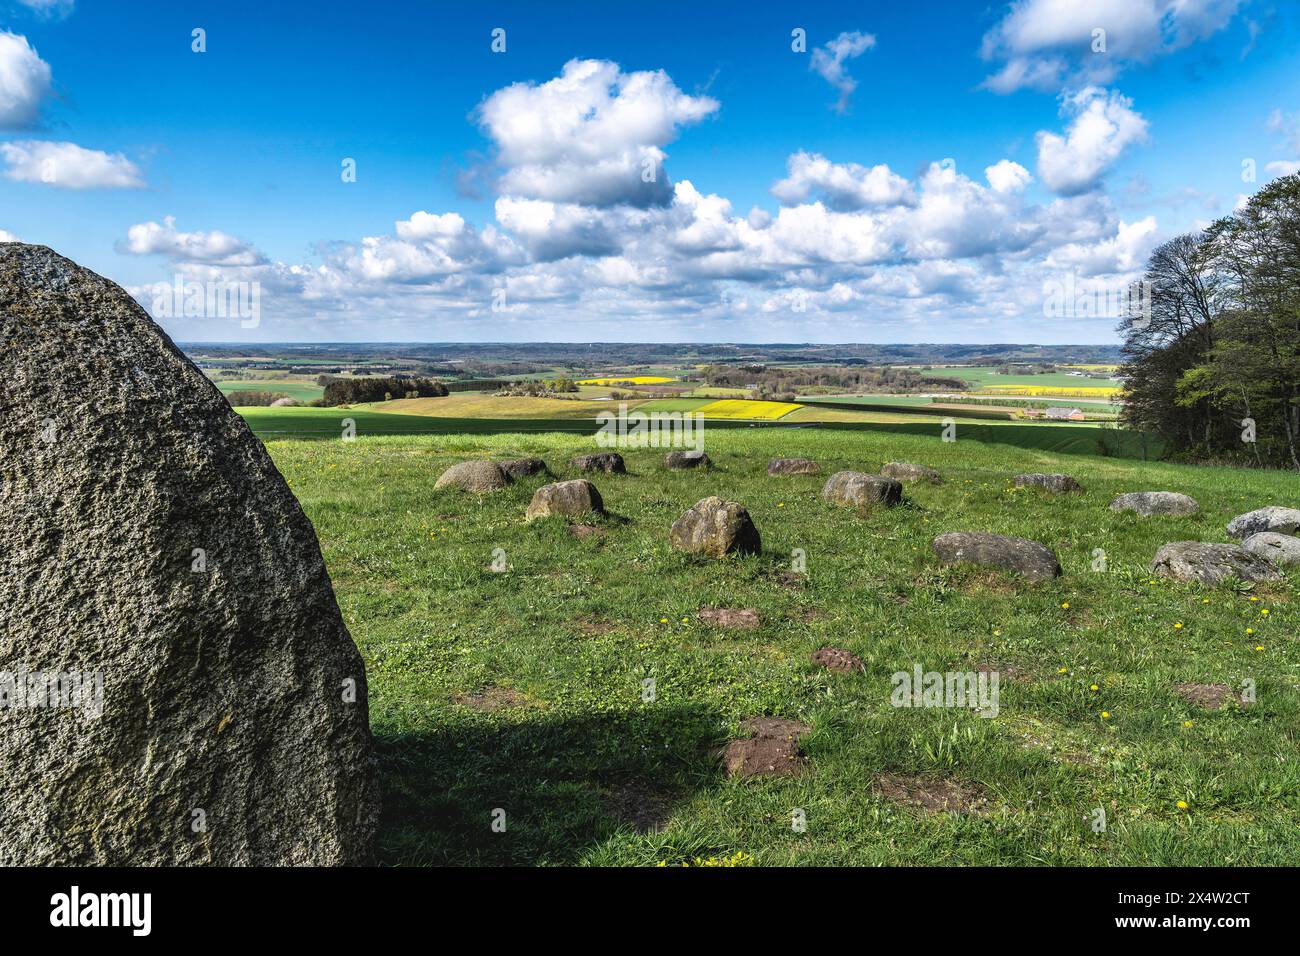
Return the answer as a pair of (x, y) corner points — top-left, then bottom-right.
(262, 425), (1299, 866)
(213, 379), (324, 402)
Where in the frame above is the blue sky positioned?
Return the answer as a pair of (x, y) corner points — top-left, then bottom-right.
(2, 0), (1298, 343)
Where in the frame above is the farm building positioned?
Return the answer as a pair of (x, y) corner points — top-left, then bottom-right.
(1044, 406), (1085, 421)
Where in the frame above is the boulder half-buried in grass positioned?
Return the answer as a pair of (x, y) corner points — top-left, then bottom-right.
(670, 496), (761, 558)
(1226, 505), (1300, 539)
(697, 607), (760, 629)
(932, 532), (1062, 581)
(1013, 472), (1083, 493)
(767, 457), (819, 476)
(526, 479), (605, 520)
(720, 717), (810, 779)
(436, 460), (511, 492)
(501, 457), (548, 480)
(821, 471), (903, 510)
(1151, 541), (1280, 584)
(571, 452), (626, 474)
(0, 243), (378, 865)
(1241, 531), (1300, 566)
(1110, 491), (1199, 516)
(665, 450), (711, 469)
(881, 461), (942, 484)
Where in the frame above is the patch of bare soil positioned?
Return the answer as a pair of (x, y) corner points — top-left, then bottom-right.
(773, 569), (806, 589)
(811, 647), (863, 673)
(568, 524), (607, 539)
(576, 617), (617, 636)
(1175, 682), (1241, 710)
(720, 717), (811, 779)
(604, 781), (676, 832)
(452, 686), (531, 712)
(976, 661), (1031, 683)
(698, 607), (761, 629)
(874, 773), (989, 814)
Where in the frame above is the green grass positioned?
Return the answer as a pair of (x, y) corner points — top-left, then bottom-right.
(213, 379), (324, 402)
(264, 426), (1299, 866)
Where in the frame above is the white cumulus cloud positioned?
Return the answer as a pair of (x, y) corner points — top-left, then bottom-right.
(810, 31), (876, 114)
(0, 140), (145, 189)
(0, 32), (52, 128)
(1035, 87), (1148, 195)
(771, 151), (915, 210)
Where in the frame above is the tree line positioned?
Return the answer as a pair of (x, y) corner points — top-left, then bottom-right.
(320, 376), (449, 406)
(1120, 173), (1300, 470)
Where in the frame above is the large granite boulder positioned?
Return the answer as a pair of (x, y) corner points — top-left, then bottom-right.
(435, 460), (510, 492)
(932, 532), (1062, 581)
(821, 471), (903, 510)
(1013, 473), (1083, 494)
(767, 458), (819, 476)
(571, 452), (626, 474)
(1242, 532), (1300, 566)
(1226, 506), (1300, 540)
(881, 462), (942, 484)
(0, 243), (378, 865)
(1150, 542), (1281, 584)
(670, 496), (760, 558)
(525, 479), (604, 520)
(1110, 492), (1200, 517)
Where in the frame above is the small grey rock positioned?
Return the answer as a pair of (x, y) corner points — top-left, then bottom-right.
(1013, 473), (1083, 494)
(571, 452), (626, 474)
(1241, 532), (1300, 566)
(932, 532), (1062, 581)
(670, 496), (760, 558)
(501, 457), (548, 480)
(525, 479), (604, 520)
(1151, 541), (1281, 584)
(1110, 492), (1200, 517)
(767, 458), (819, 476)
(1226, 506), (1300, 540)
(822, 471), (903, 510)
(881, 462), (942, 484)
(665, 450), (711, 470)
(435, 460), (510, 492)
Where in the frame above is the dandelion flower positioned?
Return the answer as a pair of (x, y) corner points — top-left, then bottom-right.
(1061, 602), (1070, 610)
(1174, 622), (1183, 630)
(1090, 684), (1100, 692)
(1101, 711), (1110, 719)
(659, 618), (669, 624)
(1183, 720), (1193, 728)
(1176, 800), (1189, 810)
(1058, 666), (1069, 674)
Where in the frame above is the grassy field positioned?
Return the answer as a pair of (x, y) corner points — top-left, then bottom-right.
(213, 378), (324, 402)
(263, 425), (1299, 865)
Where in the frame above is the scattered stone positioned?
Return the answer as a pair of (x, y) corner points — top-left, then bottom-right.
(873, 773), (988, 815)
(1013, 473), (1082, 494)
(1174, 682), (1241, 710)
(571, 452), (626, 474)
(821, 471), (903, 510)
(1110, 491), (1200, 517)
(767, 458), (819, 476)
(881, 462), (942, 484)
(932, 532), (1062, 581)
(665, 450), (712, 470)
(811, 647), (863, 673)
(568, 524), (608, 540)
(697, 607), (761, 629)
(0, 243), (377, 865)
(1242, 531), (1300, 566)
(526, 479), (605, 521)
(453, 686), (531, 712)
(1226, 506), (1300, 540)
(501, 457), (548, 480)
(435, 460), (511, 492)
(720, 717), (810, 779)
(670, 496), (761, 558)
(269, 396), (297, 407)
(1151, 541), (1281, 584)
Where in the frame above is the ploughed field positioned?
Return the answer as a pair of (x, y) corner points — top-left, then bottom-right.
(264, 426), (1299, 866)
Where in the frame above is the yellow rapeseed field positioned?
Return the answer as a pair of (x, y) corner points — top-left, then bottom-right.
(694, 399), (802, 419)
(979, 385), (1122, 399)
